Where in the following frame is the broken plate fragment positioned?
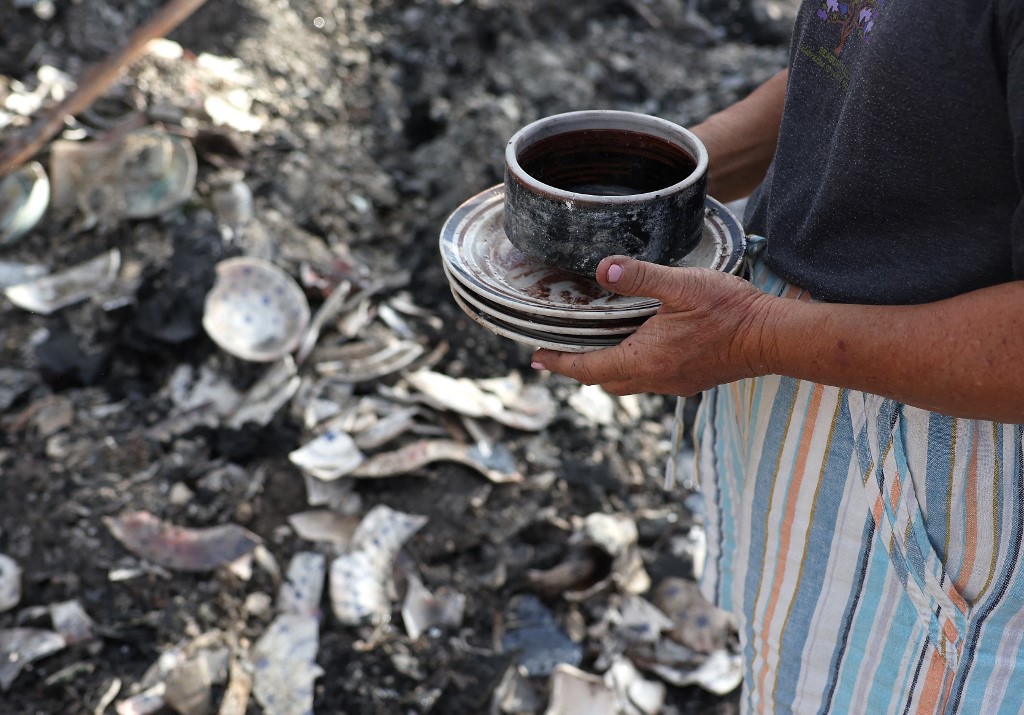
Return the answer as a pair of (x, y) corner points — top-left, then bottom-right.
(0, 554), (20, 613)
(288, 428), (365, 481)
(349, 439), (523, 484)
(0, 161), (49, 245)
(401, 572), (466, 640)
(49, 600), (95, 645)
(278, 552), (327, 618)
(287, 511), (358, 550)
(501, 595), (582, 677)
(203, 256), (311, 362)
(329, 505), (428, 625)
(0, 628), (66, 691)
(251, 614), (323, 715)
(403, 369), (556, 431)
(544, 664), (617, 715)
(49, 129), (197, 227)
(649, 649), (743, 696)
(4, 249), (120, 315)
(103, 511), (262, 572)
(652, 577), (736, 653)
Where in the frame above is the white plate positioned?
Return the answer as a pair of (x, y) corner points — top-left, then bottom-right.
(440, 185), (744, 322)
(449, 288), (624, 353)
(444, 264), (643, 336)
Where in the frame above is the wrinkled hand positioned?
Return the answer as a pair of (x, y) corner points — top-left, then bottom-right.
(532, 256), (777, 396)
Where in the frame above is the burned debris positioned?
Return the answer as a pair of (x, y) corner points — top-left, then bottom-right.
(0, 0), (794, 712)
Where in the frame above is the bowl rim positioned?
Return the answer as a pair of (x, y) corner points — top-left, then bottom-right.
(202, 256), (311, 362)
(504, 109), (709, 204)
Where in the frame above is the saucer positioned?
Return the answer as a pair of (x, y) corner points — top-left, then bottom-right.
(440, 185), (744, 322)
(444, 264), (643, 337)
(448, 287), (623, 353)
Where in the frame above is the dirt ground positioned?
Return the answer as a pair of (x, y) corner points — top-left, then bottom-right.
(0, 1), (791, 713)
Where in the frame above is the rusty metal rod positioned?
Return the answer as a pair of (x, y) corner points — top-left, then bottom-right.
(0, 0), (209, 177)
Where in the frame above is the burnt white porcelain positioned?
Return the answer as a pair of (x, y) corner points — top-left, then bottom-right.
(202, 256), (311, 362)
(503, 110), (709, 276)
(439, 185), (745, 352)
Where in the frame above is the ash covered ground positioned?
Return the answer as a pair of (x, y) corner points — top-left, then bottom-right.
(0, 1), (791, 713)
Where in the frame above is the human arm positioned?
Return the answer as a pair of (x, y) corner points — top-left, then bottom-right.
(531, 257), (1024, 423)
(689, 69), (788, 202)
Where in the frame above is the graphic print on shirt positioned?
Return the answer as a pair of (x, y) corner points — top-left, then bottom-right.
(798, 0), (880, 89)
(817, 0), (879, 55)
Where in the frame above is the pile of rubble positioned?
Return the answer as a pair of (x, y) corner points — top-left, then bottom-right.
(0, 0), (795, 712)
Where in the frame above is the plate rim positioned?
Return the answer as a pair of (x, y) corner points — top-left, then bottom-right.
(449, 287), (621, 353)
(444, 264), (644, 336)
(440, 185), (745, 321)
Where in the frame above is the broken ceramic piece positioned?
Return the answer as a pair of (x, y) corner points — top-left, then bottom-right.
(571, 513), (651, 598)
(492, 666), (542, 714)
(288, 428), (366, 481)
(120, 634), (230, 715)
(0, 628), (66, 691)
(48, 600), (94, 645)
(301, 474), (363, 514)
(664, 395), (690, 490)
(314, 339), (426, 382)
(403, 369), (556, 431)
(0, 554), (20, 613)
(103, 511), (261, 572)
(218, 657), (253, 715)
(652, 577), (735, 653)
(293, 278), (354, 365)
(0, 261), (48, 290)
(166, 363), (243, 415)
(287, 511), (358, 550)
(649, 649), (743, 696)
(329, 506), (428, 626)
(352, 405), (421, 450)
(351, 505), (428, 562)
(535, 513), (651, 601)
(0, 161), (49, 245)
(604, 656), (666, 715)
(501, 595), (582, 677)
(349, 439), (523, 484)
(615, 595), (675, 645)
(278, 552), (327, 618)
(115, 684), (166, 715)
(544, 664), (617, 715)
(568, 384), (618, 426)
(669, 525), (707, 582)
(162, 654), (213, 715)
(227, 357), (301, 428)
(203, 257), (311, 362)
(329, 550), (386, 625)
(4, 249), (120, 315)
(49, 129), (197, 227)
(251, 614), (323, 715)
(401, 572), (466, 640)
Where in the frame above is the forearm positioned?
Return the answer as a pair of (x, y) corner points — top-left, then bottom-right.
(690, 69), (788, 202)
(756, 280), (1024, 422)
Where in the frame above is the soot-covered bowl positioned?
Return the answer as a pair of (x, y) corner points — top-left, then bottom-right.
(503, 110), (709, 276)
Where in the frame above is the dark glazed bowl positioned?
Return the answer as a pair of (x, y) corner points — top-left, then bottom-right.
(503, 110), (709, 276)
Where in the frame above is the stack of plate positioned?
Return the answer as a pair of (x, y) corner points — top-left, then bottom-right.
(439, 185), (746, 353)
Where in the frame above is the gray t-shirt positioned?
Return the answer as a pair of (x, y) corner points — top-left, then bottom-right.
(746, 0), (1024, 304)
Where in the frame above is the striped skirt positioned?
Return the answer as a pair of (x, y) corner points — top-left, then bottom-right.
(693, 261), (1024, 714)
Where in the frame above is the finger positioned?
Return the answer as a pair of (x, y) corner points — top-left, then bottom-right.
(531, 346), (629, 386)
(595, 255), (693, 302)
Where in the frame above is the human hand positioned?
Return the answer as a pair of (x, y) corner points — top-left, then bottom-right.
(531, 256), (777, 396)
